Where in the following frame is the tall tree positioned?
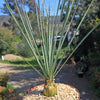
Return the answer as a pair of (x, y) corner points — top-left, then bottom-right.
(61, 0), (100, 58)
(0, 26), (16, 56)
(3, 0), (36, 15)
(2, 0), (39, 38)
(61, 0), (99, 24)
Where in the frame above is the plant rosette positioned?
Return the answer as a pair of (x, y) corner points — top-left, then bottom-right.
(23, 83), (80, 100)
(0, 85), (14, 94)
(0, 86), (7, 94)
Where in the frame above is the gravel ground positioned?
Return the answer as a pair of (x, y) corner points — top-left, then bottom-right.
(0, 63), (99, 100)
(24, 84), (80, 100)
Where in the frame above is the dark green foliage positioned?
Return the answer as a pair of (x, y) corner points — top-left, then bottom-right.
(17, 41), (33, 58)
(75, 61), (87, 72)
(74, 28), (94, 58)
(1, 88), (8, 94)
(1, 84), (19, 100)
(93, 26), (100, 54)
(0, 37), (14, 56)
(61, 0), (100, 59)
(0, 27), (16, 56)
(61, 0), (100, 23)
(9, 59), (38, 66)
(88, 67), (100, 97)
(0, 73), (9, 87)
(2, 0), (39, 39)
(88, 53), (100, 67)
(74, 26), (100, 59)
(6, 84), (15, 91)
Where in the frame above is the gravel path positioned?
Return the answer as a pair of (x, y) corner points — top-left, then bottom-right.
(0, 63), (99, 100)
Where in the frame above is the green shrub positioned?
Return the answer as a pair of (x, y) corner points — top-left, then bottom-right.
(88, 67), (100, 97)
(17, 42), (33, 58)
(0, 27), (17, 56)
(1, 84), (18, 100)
(1, 84), (16, 94)
(0, 73), (9, 87)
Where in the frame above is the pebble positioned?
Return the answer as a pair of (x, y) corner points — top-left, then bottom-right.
(24, 83), (80, 100)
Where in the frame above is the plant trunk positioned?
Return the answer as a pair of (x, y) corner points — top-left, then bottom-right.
(43, 79), (57, 97)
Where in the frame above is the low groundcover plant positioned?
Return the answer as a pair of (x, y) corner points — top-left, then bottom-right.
(5, 0), (100, 97)
(0, 73), (9, 87)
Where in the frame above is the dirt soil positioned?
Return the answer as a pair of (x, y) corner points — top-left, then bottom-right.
(3, 54), (23, 61)
(0, 63), (99, 100)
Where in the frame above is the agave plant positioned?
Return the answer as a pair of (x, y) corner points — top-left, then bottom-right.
(5, 0), (100, 97)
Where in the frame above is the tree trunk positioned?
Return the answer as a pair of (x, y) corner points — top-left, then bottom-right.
(43, 79), (57, 97)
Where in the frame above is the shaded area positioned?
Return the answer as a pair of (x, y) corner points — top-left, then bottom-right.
(0, 63), (99, 100)
(56, 64), (100, 100)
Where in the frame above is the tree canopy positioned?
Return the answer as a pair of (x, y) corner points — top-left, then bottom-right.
(61, 0), (100, 26)
(0, 26), (16, 56)
(61, 0), (100, 58)
(2, 0), (39, 38)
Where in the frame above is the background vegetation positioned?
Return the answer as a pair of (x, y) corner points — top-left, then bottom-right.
(0, 0), (100, 97)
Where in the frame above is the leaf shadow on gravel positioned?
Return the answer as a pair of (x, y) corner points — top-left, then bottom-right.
(55, 64), (100, 100)
(0, 63), (100, 100)
(0, 65), (44, 99)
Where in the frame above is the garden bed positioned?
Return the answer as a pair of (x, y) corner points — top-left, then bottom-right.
(23, 83), (80, 100)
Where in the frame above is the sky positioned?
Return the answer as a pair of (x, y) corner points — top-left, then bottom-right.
(0, 0), (61, 16)
(0, 0), (5, 15)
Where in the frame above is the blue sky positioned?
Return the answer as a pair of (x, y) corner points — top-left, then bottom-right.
(0, 0), (60, 16)
(0, 0), (5, 15)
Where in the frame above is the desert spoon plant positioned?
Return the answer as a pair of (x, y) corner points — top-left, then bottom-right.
(5, 0), (100, 97)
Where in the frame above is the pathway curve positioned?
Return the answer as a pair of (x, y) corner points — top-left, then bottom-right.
(0, 63), (99, 100)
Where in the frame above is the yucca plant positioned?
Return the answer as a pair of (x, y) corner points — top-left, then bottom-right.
(5, 0), (100, 97)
